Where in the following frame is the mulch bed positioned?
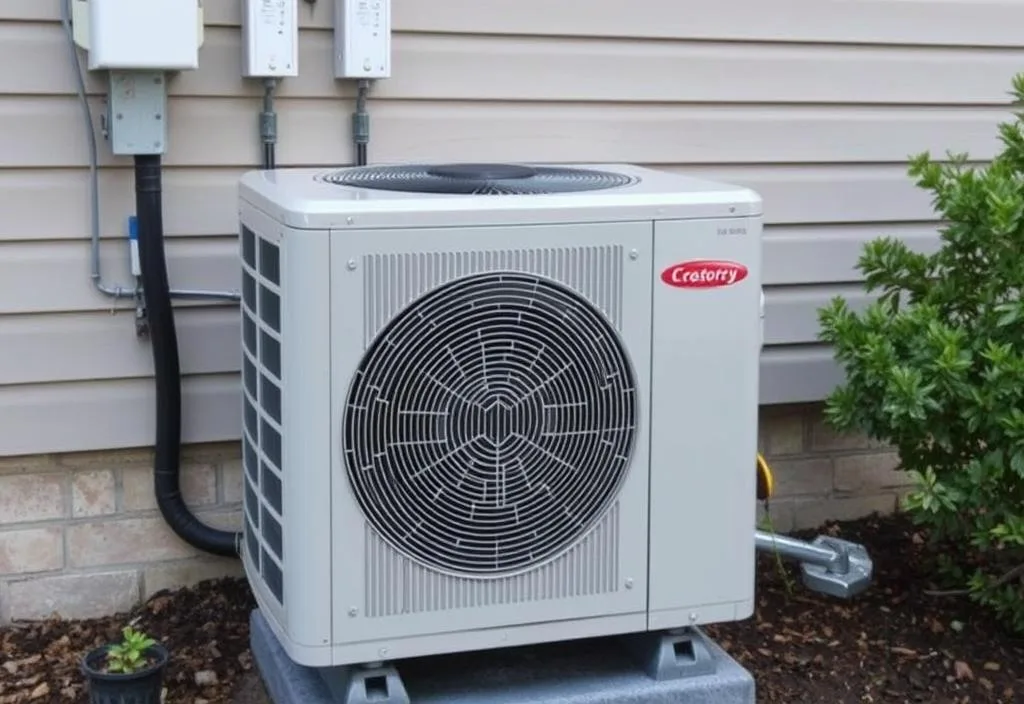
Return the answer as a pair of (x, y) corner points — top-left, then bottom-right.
(0, 577), (256, 703)
(706, 512), (1024, 703)
(0, 511), (1021, 703)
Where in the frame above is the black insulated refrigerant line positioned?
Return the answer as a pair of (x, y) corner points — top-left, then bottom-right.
(134, 154), (240, 558)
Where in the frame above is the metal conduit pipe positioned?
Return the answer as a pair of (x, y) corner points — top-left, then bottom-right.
(755, 531), (850, 573)
(755, 529), (874, 599)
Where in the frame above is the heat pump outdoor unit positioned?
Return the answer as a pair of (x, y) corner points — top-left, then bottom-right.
(237, 162), (764, 670)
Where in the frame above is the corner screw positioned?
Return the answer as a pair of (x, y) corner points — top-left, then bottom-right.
(625, 578), (634, 589)
(629, 249), (639, 261)
(348, 607), (358, 617)
(347, 259), (357, 271)
(378, 648), (389, 657)
(689, 612), (698, 622)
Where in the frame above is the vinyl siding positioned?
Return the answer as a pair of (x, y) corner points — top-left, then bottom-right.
(0, 0), (1016, 456)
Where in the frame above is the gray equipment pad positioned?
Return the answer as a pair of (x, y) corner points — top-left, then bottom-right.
(250, 609), (755, 704)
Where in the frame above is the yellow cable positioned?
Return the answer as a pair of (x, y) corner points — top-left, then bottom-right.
(756, 452), (775, 501)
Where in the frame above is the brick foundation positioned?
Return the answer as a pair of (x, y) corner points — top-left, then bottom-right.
(0, 443), (244, 623)
(0, 403), (907, 623)
(756, 403), (910, 533)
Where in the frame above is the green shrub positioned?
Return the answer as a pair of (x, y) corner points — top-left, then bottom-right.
(817, 73), (1024, 631)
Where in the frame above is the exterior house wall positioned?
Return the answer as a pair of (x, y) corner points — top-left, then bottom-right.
(0, 0), (1017, 621)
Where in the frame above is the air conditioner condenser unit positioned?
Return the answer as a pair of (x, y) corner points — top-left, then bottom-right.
(236, 162), (764, 670)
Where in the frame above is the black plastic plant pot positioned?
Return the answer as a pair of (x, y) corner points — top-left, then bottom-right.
(80, 643), (170, 704)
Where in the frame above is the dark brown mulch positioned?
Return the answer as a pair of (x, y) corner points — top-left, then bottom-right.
(0, 577), (256, 703)
(707, 512), (1024, 703)
(0, 512), (1021, 703)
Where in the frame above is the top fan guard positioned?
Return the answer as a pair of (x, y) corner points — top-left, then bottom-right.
(343, 272), (638, 575)
(322, 163), (639, 195)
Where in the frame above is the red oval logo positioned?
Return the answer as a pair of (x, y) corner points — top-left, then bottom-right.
(661, 260), (748, 289)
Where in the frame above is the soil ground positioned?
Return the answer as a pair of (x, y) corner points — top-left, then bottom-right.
(1, 511), (1021, 703)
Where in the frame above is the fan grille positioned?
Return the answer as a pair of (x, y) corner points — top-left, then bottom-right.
(322, 163), (637, 195)
(343, 271), (638, 575)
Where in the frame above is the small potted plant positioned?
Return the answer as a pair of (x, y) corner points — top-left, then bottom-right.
(81, 624), (169, 704)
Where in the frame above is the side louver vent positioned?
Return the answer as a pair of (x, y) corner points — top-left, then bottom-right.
(241, 225), (285, 604)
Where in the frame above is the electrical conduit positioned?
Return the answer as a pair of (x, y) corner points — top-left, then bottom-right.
(134, 154), (240, 557)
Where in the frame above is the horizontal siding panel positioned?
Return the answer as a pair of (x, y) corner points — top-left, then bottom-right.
(0, 224), (929, 315)
(382, 0), (1024, 47)
(0, 374), (240, 457)
(762, 223), (941, 285)
(13, 0), (1019, 47)
(1, 223), (930, 314)
(2, 233), (917, 385)
(707, 165), (935, 227)
(0, 308), (240, 385)
(0, 0), (61, 22)
(0, 97), (1008, 168)
(761, 345), (840, 406)
(11, 24), (1024, 106)
(0, 349), (841, 456)
(763, 285), (869, 346)
(0, 286), (843, 383)
(0, 167), (243, 242)
(0, 238), (239, 314)
(0, 288), (845, 380)
(0, 165), (937, 242)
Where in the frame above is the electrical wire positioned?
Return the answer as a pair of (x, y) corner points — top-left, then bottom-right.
(756, 452), (775, 502)
(60, 0), (240, 303)
(353, 79), (371, 166)
(260, 78), (278, 170)
(262, 144), (276, 170)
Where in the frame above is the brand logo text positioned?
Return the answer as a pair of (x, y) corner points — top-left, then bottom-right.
(660, 260), (748, 289)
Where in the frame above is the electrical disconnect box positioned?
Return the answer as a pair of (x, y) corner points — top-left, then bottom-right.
(243, 0), (300, 77)
(87, 0), (200, 71)
(334, 0), (392, 79)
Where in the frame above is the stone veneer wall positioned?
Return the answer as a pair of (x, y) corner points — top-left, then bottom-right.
(0, 403), (908, 623)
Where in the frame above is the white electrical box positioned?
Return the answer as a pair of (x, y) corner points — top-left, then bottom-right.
(243, 0), (299, 77)
(334, 0), (392, 79)
(88, 0), (200, 71)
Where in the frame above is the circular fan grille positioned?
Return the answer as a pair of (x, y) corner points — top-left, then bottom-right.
(343, 272), (638, 575)
(321, 163), (637, 195)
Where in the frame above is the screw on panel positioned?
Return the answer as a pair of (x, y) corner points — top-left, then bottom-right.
(625, 578), (634, 589)
(347, 259), (357, 271)
(689, 612), (698, 622)
(629, 249), (639, 260)
(346, 217), (355, 225)
(348, 607), (358, 616)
